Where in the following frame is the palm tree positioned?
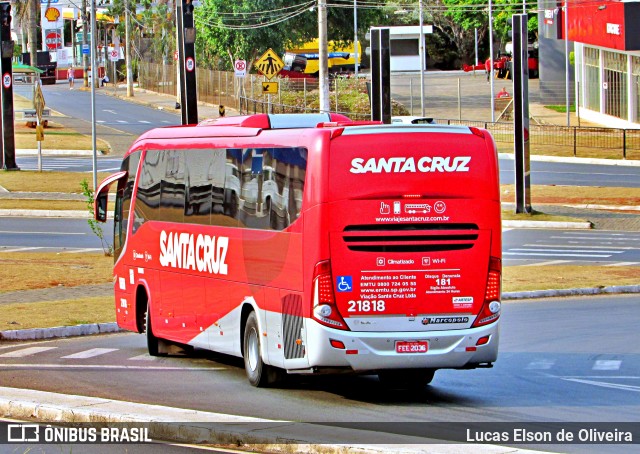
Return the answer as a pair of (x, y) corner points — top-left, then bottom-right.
(13, 0), (41, 67)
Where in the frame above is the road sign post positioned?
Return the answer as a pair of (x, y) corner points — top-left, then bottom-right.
(33, 81), (46, 171)
(0, 1), (18, 170)
(177, 0), (198, 125)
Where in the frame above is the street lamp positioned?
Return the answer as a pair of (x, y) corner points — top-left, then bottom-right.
(90, 0), (98, 189)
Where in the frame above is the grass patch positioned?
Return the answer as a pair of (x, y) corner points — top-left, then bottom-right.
(14, 121), (111, 152)
(0, 171), (112, 193)
(0, 297), (115, 330)
(0, 199), (86, 211)
(504, 265), (640, 293)
(544, 105), (576, 113)
(0, 253), (112, 293)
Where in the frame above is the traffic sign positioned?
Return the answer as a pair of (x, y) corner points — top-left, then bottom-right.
(254, 49), (284, 80)
(186, 57), (195, 72)
(234, 59), (247, 78)
(33, 82), (46, 123)
(2, 73), (11, 89)
(45, 31), (62, 51)
(261, 82), (278, 94)
(174, 51), (179, 61)
(82, 44), (90, 55)
(109, 49), (119, 62)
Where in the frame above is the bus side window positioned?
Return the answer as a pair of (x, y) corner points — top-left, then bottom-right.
(184, 149), (213, 225)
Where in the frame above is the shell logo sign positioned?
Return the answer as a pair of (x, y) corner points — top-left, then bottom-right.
(44, 7), (61, 22)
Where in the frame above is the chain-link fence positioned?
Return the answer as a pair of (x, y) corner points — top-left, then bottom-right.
(137, 61), (639, 160)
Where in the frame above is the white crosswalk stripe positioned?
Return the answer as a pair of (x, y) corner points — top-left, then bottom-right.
(61, 348), (119, 359)
(128, 354), (159, 361)
(0, 346), (57, 358)
(593, 360), (622, 371)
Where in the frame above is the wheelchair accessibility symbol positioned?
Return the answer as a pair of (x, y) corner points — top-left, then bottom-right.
(336, 276), (353, 292)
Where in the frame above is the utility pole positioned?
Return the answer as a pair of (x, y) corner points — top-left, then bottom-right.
(418, 0), (425, 117)
(353, 0), (358, 78)
(125, 0), (133, 97)
(318, 0), (329, 113)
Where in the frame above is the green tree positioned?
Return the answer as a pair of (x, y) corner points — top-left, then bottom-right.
(194, 0), (384, 70)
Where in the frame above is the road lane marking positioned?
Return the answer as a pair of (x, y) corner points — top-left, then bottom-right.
(524, 244), (638, 250)
(61, 348), (118, 359)
(503, 252), (611, 258)
(605, 262), (640, 266)
(0, 364), (224, 371)
(521, 260), (571, 266)
(593, 360), (622, 371)
(0, 347), (57, 358)
(552, 236), (640, 242)
(526, 359), (556, 370)
(561, 378), (640, 393)
(509, 248), (624, 254)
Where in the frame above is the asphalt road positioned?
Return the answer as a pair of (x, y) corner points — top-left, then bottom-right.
(31, 83), (181, 138)
(0, 218), (113, 253)
(0, 296), (637, 440)
(3, 218), (640, 266)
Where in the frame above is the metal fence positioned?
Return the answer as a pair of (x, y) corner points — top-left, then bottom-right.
(137, 61), (640, 161)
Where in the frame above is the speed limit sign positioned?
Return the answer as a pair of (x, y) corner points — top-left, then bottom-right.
(234, 59), (247, 78)
(186, 57), (195, 72)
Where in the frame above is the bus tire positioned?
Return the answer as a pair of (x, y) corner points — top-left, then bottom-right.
(377, 368), (436, 390)
(146, 304), (167, 357)
(243, 311), (279, 387)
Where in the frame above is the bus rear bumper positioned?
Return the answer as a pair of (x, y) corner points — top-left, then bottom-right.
(305, 320), (499, 371)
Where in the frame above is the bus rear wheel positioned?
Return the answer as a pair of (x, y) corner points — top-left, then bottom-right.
(146, 304), (167, 357)
(377, 368), (436, 390)
(243, 311), (279, 387)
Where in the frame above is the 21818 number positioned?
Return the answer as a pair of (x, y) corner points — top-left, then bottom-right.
(347, 300), (386, 312)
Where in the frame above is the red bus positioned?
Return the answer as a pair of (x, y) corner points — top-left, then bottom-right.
(95, 113), (502, 388)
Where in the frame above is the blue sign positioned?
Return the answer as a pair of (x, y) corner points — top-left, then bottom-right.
(336, 276), (353, 292)
(82, 44), (90, 55)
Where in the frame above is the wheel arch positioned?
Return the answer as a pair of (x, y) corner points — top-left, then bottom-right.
(135, 280), (151, 334)
(239, 300), (261, 358)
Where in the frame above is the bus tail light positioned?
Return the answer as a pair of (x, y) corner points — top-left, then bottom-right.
(472, 256), (502, 327)
(312, 260), (349, 331)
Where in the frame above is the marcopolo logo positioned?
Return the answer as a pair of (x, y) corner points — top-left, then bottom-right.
(350, 156), (471, 174)
(159, 231), (228, 275)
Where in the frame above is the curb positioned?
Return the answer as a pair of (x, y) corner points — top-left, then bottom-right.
(0, 209), (89, 218)
(15, 149), (104, 157)
(0, 322), (121, 341)
(501, 219), (592, 229)
(497, 153), (640, 167)
(0, 387), (540, 454)
(502, 284), (640, 300)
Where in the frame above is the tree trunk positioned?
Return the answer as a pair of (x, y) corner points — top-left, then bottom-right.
(28, 0), (38, 65)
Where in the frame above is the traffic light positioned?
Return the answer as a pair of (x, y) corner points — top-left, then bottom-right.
(0, 2), (11, 42)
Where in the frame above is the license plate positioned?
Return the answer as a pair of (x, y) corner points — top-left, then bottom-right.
(395, 341), (428, 353)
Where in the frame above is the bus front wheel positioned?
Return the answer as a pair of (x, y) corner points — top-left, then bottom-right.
(243, 311), (279, 387)
(377, 368), (436, 390)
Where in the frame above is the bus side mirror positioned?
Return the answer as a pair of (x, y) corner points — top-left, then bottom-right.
(93, 171), (127, 223)
(95, 190), (108, 222)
